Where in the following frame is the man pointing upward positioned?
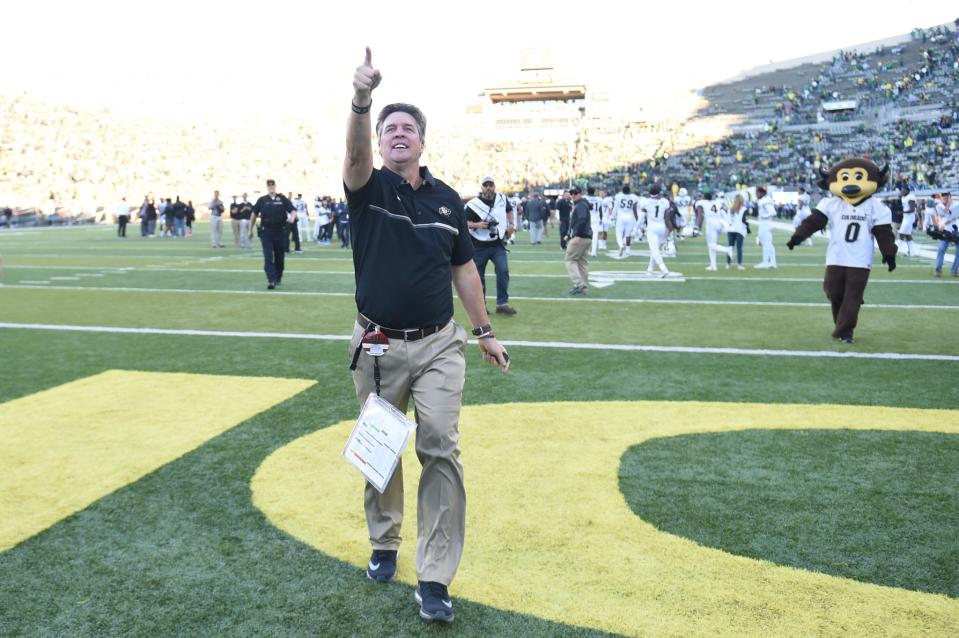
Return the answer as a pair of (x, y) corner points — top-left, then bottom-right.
(343, 47), (510, 624)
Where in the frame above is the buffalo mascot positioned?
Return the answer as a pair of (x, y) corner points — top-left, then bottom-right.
(786, 158), (898, 344)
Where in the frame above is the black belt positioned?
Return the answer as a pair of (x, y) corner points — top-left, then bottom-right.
(357, 314), (448, 342)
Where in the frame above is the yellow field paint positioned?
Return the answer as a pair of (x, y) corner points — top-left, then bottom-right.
(252, 401), (959, 637)
(1, 370), (314, 552)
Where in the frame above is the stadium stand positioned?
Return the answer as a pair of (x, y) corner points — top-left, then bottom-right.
(1, 22), (956, 220)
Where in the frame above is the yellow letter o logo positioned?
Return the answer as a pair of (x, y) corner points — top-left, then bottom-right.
(251, 401), (959, 636)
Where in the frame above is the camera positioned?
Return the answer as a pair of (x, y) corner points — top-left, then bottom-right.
(486, 217), (499, 239)
(928, 227), (959, 243)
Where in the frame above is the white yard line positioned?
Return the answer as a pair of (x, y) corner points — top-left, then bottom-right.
(0, 283), (354, 298)
(1, 321), (957, 362)
(1, 283), (956, 310)
(2, 264), (953, 284)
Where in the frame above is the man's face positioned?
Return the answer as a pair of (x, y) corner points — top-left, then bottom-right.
(267, 182), (276, 195)
(242, 192), (248, 200)
(482, 182), (495, 197)
(214, 190), (219, 198)
(378, 111), (423, 167)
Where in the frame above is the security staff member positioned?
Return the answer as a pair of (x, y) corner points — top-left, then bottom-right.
(345, 47), (509, 624)
(250, 179), (295, 289)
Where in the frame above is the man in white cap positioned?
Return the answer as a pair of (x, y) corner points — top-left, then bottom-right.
(466, 176), (517, 315)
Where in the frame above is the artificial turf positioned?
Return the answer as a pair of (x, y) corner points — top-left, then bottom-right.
(1, 223), (957, 636)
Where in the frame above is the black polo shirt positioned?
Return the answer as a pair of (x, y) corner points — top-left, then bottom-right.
(345, 166), (473, 328)
(253, 194), (294, 230)
(229, 202), (239, 219)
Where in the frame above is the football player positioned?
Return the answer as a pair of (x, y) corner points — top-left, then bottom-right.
(794, 186), (813, 246)
(641, 184), (671, 277)
(612, 185), (640, 257)
(899, 186), (918, 256)
(585, 186), (604, 257)
(755, 186), (778, 268)
(696, 191), (734, 270)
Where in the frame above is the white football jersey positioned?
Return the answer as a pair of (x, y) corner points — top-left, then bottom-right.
(798, 193), (811, 211)
(817, 196), (892, 269)
(900, 192), (917, 214)
(757, 195), (777, 220)
(585, 195), (603, 224)
(613, 193), (640, 219)
(697, 199), (723, 224)
(601, 196), (614, 218)
(641, 196), (670, 225)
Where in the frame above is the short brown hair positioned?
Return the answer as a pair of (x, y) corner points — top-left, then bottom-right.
(376, 103), (427, 143)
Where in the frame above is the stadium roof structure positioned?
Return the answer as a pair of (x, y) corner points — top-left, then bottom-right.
(482, 83), (587, 103)
(822, 100), (858, 112)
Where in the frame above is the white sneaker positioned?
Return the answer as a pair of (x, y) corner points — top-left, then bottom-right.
(705, 266), (717, 271)
(755, 264), (768, 269)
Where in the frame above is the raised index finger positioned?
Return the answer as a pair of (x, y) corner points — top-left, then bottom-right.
(364, 47), (372, 68)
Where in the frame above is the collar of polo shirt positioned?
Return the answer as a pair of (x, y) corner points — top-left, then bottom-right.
(386, 165), (437, 189)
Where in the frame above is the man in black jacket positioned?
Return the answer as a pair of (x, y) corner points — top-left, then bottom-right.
(251, 180), (295, 289)
(556, 190), (572, 250)
(563, 185), (592, 294)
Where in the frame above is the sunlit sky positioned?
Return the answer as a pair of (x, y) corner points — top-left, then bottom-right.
(4, 1), (955, 126)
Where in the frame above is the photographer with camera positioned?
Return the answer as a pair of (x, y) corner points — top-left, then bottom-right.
(466, 176), (517, 315)
(931, 192), (959, 278)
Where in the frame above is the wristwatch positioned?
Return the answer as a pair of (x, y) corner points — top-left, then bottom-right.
(471, 323), (493, 338)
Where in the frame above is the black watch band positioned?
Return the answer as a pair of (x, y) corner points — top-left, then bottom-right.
(471, 323), (492, 337)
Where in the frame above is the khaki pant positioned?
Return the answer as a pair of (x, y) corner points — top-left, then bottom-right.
(565, 236), (591, 288)
(349, 319), (467, 585)
(231, 219), (241, 246)
(210, 215), (223, 247)
(239, 219), (251, 248)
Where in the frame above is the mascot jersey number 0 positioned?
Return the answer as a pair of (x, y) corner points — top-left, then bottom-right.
(786, 158), (898, 344)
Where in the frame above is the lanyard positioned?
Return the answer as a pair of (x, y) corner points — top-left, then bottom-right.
(349, 324), (389, 396)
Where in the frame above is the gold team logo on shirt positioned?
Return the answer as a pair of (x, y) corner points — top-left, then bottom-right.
(438, 206), (452, 217)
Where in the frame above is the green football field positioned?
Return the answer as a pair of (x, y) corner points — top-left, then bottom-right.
(1, 222), (957, 637)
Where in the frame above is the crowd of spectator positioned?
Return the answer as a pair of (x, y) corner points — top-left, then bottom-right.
(1, 22), (956, 219)
(552, 21), (959, 197)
